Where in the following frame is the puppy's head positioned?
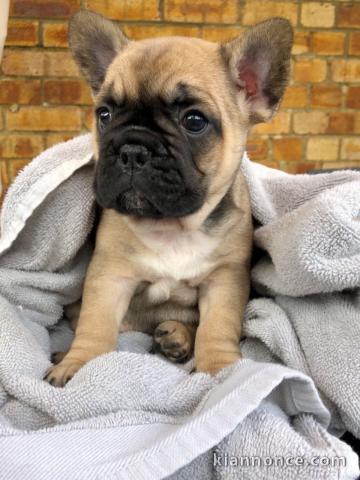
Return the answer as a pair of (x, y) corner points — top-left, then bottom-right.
(69, 11), (293, 221)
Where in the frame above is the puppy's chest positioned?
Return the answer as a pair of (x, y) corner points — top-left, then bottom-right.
(138, 230), (220, 282)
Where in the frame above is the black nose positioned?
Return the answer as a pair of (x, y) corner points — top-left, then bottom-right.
(118, 144), (151, 169)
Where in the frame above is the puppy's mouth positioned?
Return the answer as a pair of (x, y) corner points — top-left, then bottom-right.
(121, 189), (149, 210)
(115, 188), (162, 218)
(95, 127), (207, 219)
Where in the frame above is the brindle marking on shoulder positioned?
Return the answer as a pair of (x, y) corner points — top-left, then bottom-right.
(203, 188), (234, 231)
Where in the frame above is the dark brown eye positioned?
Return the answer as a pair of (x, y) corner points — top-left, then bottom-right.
(97, 107), (112, 130)
(182, 110), (208, 133)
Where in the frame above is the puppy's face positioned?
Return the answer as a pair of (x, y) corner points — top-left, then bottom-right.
(94, 38), (229, 219)
(69, 12), (293, 220)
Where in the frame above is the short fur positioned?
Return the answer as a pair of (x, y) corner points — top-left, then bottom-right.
(46, 11), (293, 387)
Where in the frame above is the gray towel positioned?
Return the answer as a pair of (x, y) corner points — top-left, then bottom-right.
(0, 134), (359, 480)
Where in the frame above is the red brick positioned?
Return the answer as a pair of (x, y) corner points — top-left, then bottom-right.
(42, 22), (68, 47)
(0, 134), (44, 158)
(307, 137), (339, 161)
(273, 137), (302, 162)
(256, 160), (280, 170)
(123, 24), (200, 40)
(86, 0), (159, 21)
(6, 107), (82, 132)
(301, 2), (335, 28)
(10, 0), (80, 18)
(200, 26), (243, 42)
(312, 32), (345, 56)
(44, 51), (79, 76)
(322, 160), (360, 170)
(253, 112), (291, 135)
(83, 107), (94, 131)
(5, 20), (38, 46)
(310, 86), (342, 109)
(341, 138), (360, 161)
(293, 112), (328, 135)
(165, 0), (237, 23)
(45, 134), (74, 148)
(327, 112), (355, 134)
(349, 33), (360, 56)
(346, 87), (360, 109)
(0, 161), (9, 183)
(242, 1), (298, 26)
(0, 80), (41, 105)
(354, 113), (360, 134)
(3, 50), (78, 78)
(284, 162), (317, 174)
(282, 86), (308, 109)
(44, 80), (92, 105)
(331, 60), (360, 83)
(0, 162), (10, 201)
(1, 49), (44, 76)
(293, 31), (311, 55)
(293, 59), (327, 83)
(337, 4), (360, 28)
(246, 137), (269, 161)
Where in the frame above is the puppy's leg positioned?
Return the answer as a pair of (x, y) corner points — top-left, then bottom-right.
(195, 265), (250, 375)
(65, 300), (82, 331)
(51, 300), (82, 364)
(153, 321), (197, 363)
(45, 255), (138, 387)
(51, 351), (67, 364)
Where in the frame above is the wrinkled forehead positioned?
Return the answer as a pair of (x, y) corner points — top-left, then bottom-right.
(99, 37), (228, 107)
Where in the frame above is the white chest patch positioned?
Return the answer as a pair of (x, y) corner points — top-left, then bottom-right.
(140, 229), (220, 281)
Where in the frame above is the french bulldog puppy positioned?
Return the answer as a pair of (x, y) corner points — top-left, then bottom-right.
(45, 11), (293, 387)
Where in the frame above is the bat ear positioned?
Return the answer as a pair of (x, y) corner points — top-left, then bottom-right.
(222, 17), (293, 124)
(69, 10), (129, 94)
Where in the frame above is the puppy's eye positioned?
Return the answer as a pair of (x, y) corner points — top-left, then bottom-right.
(97, 107), (112, 130)
(182, 110), (208, 134)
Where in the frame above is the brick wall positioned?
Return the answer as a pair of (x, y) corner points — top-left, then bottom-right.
(1, 0), (359, 197)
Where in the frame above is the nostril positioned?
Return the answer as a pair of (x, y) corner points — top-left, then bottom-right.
(135, 154), (146, 167)
(119, 151), (129, 166)
(118, 144), (151, 169)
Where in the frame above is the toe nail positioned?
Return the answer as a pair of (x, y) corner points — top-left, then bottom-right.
(155, 329), (168, 337)
(164, 341), (180, 349)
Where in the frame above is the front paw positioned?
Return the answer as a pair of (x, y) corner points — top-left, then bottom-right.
(196, 352), (241, 375)
(44, 359), (85, 387)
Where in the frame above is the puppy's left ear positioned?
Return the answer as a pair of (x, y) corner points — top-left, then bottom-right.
(222, 17), (293, 124)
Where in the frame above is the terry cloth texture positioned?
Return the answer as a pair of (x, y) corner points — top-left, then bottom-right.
(0, 134), (359, 480)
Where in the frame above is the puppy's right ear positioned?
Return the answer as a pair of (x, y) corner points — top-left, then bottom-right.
(221, 18), (293, 124)
(69, 10), (129, 94)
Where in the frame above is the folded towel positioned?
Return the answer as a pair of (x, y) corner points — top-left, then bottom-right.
(0, 134), (359, 480)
